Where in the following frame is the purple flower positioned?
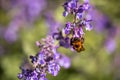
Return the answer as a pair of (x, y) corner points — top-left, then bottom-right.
(63, 11), (69, 17)
(83, 3), (90, 10)
(52, 31), (71, 48)
(62, 0), (78, 17)
(61, 0), (92, 51)
(76, 13), (82, 19)
(18, 68), (46, 80)
(78, 5), (84, 13)
(18, 36), (71, 80)
(63, 2), (71, 12)
(62, 22), (72, 35)
(68, 0), (76, 9)
(17, 73), (23, 79)
(79, 27), (84, 34)
(59, 37), (71, 48)
(85, 23), (92, 31)
(58, 54), (71, 68)
(48, 63), (60, 76)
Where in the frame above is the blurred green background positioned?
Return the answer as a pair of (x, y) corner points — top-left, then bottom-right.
(0, 0), (120, 80)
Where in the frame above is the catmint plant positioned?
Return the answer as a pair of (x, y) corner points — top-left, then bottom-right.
(18, 0), (92, 80)
(53, 0), (92, 52)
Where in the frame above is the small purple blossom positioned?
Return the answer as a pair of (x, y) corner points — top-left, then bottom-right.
(63, 11), (69, 17)
(76, 13), (82, 19)
(59, 37), (71, 48)
(83, 3), (90, 10)
(58, 54), (71, 68)
(62, 22), (72, 35)
(62, 0), (78, 16)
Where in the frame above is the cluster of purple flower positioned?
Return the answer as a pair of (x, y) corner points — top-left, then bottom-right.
(18, 36), (70, 80)
(18, 0), (92, 80)
(53, 0), (92, 52)
(62, 0), (92, 34)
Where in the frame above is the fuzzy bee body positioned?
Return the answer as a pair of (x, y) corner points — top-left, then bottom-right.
(70, 37), (85, 52)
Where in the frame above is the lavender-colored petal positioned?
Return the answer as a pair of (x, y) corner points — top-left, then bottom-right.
(17, 73), (23, 79)
(48, 64), (59, 76)
(83, 3), (90, 10)
(65, 22), (71, 28)
(54, 53), (60, 60)
(78, 27), (84, 35)
(58, 55), (71, 69)
(76, 13), (82, 19)
(85, 22), (92, 31)
(68, 1), (76, 9)
(78, 5), (84, 13)
(63, 11), (68, 17)
(59, 37), (70, 48)
(86, 14), (92, 21)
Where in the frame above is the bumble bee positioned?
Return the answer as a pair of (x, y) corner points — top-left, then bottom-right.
(70, 37), (85, 52)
